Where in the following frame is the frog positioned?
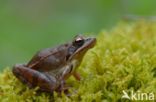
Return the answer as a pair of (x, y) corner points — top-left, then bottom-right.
(12, 35), (96, 93)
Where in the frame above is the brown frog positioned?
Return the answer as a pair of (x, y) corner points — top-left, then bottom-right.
(12, 35), (96, 93)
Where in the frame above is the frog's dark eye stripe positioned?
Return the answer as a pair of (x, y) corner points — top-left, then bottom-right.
(66, 46), (77, 60)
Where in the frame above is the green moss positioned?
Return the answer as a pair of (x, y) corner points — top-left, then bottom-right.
(1, 21), (156, 102)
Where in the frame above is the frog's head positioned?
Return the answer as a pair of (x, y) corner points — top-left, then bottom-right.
(66, 35), (96, 62)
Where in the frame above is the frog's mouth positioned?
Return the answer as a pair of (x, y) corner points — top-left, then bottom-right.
(69, 37), (96, 60)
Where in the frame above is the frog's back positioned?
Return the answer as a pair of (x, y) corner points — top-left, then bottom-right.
(27, 44), (70, 72)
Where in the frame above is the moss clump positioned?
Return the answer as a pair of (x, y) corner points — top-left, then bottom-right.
(0, 21), (156, 102)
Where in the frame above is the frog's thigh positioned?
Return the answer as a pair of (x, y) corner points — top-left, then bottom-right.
(12, 64), (59, 92)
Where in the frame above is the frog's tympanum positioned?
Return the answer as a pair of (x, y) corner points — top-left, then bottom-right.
(12, 35), (96, 93)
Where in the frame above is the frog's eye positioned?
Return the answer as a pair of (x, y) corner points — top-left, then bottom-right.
(74, 37), (84, 47)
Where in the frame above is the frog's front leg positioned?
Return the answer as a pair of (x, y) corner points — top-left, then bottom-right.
(12, 64), (60, 93)
(73, 71), (81, 81)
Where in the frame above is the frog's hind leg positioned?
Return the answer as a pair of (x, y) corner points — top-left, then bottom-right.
(12, 64), (59, 93)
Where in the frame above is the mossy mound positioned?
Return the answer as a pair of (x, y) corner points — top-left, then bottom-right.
(0, 21), (156, 102)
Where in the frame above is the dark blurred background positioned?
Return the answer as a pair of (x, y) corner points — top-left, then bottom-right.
(0, 0), (156, 70)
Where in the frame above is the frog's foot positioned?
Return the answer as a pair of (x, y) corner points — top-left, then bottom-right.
(56, 86), (70, 96)
(56, 80), (67, 91)
(12, 64), (59, 93)
(57, 79), (78, 96)
(73, 72), (81, 81)
(57, 85), (77, 97)
(54, 80), (71, 95)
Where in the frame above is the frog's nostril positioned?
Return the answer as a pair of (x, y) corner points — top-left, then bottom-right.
(86, 38), (90, 41)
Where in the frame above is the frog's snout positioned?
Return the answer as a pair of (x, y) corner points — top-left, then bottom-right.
(86, 37), (96, 48)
